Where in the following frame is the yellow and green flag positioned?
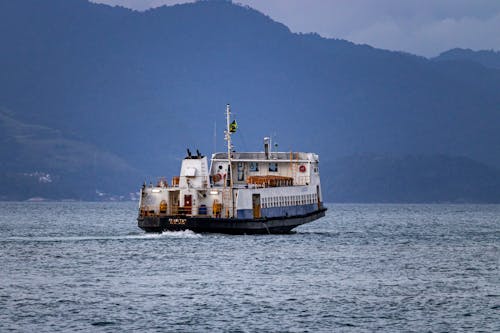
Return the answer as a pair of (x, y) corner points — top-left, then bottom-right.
(229, 120), (238, 133)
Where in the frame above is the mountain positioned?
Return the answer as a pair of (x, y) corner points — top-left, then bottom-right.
(433, 48), (500, 70)
(0, 0), (499, 202)
(0, 109), (139, 200)
(327, 154), (500, 203)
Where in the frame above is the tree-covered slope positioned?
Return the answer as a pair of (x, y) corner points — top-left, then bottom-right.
(0, 109), (139, 200)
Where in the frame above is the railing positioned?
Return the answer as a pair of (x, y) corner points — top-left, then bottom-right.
(294, 176), (311, 186)
(149, 176), (211, 189)
(139, 204), (220, 218)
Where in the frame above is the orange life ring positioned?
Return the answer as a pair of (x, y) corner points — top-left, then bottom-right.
(212, 174), (222, 182)
(299, 165), (306, 173)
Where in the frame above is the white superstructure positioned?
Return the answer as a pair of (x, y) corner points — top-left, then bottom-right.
(139, 105), (324, 221)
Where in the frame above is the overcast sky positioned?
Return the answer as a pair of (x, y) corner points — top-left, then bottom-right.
(92, 0), (500, 57)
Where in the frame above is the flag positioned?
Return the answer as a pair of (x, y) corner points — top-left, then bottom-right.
(229, 120), (238, 133)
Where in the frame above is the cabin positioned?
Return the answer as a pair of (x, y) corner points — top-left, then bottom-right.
(139, 144), (323, 220)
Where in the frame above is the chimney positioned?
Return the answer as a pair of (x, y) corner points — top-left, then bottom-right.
(264, 137), (270, 159)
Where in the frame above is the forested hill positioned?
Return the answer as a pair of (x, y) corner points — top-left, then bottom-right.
(1, 0), (499, 202)
(433, 48), (500, 70)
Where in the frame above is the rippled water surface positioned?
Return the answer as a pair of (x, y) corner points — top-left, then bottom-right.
(0, 202), (499, 332)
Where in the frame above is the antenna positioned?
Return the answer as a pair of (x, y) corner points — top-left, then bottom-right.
(213, 121), (217, 153)
(224, 104), (235, 217)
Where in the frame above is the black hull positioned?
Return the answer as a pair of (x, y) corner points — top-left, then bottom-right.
(138, 208), (327, 234)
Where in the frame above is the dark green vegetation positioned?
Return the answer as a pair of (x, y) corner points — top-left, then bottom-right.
(1, 0), (499, 202)
(0, 109), (138, 200)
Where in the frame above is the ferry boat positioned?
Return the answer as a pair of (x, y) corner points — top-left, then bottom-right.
(137, 104), (326, 234)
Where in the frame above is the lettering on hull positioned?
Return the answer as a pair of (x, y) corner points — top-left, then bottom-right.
(169, 218), (187, 225)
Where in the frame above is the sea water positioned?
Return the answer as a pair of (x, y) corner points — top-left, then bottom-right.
(0, 202), (498, 332)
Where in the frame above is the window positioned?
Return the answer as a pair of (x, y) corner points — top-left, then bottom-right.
(249, 162), (259, 172)
(269, 162), (278, 172)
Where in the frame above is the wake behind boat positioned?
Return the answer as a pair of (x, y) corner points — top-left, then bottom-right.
(137, 104), (326, 234)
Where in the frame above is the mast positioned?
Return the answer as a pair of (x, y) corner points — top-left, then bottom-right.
(225, 104), (235, 217)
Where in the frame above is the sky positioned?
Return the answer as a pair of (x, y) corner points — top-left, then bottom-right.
(92, 0), (500, 57)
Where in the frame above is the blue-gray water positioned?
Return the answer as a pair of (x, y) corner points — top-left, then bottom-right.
(0, 202), (499, 332)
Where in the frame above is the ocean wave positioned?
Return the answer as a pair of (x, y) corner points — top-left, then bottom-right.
(2, 230), (201, 242)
